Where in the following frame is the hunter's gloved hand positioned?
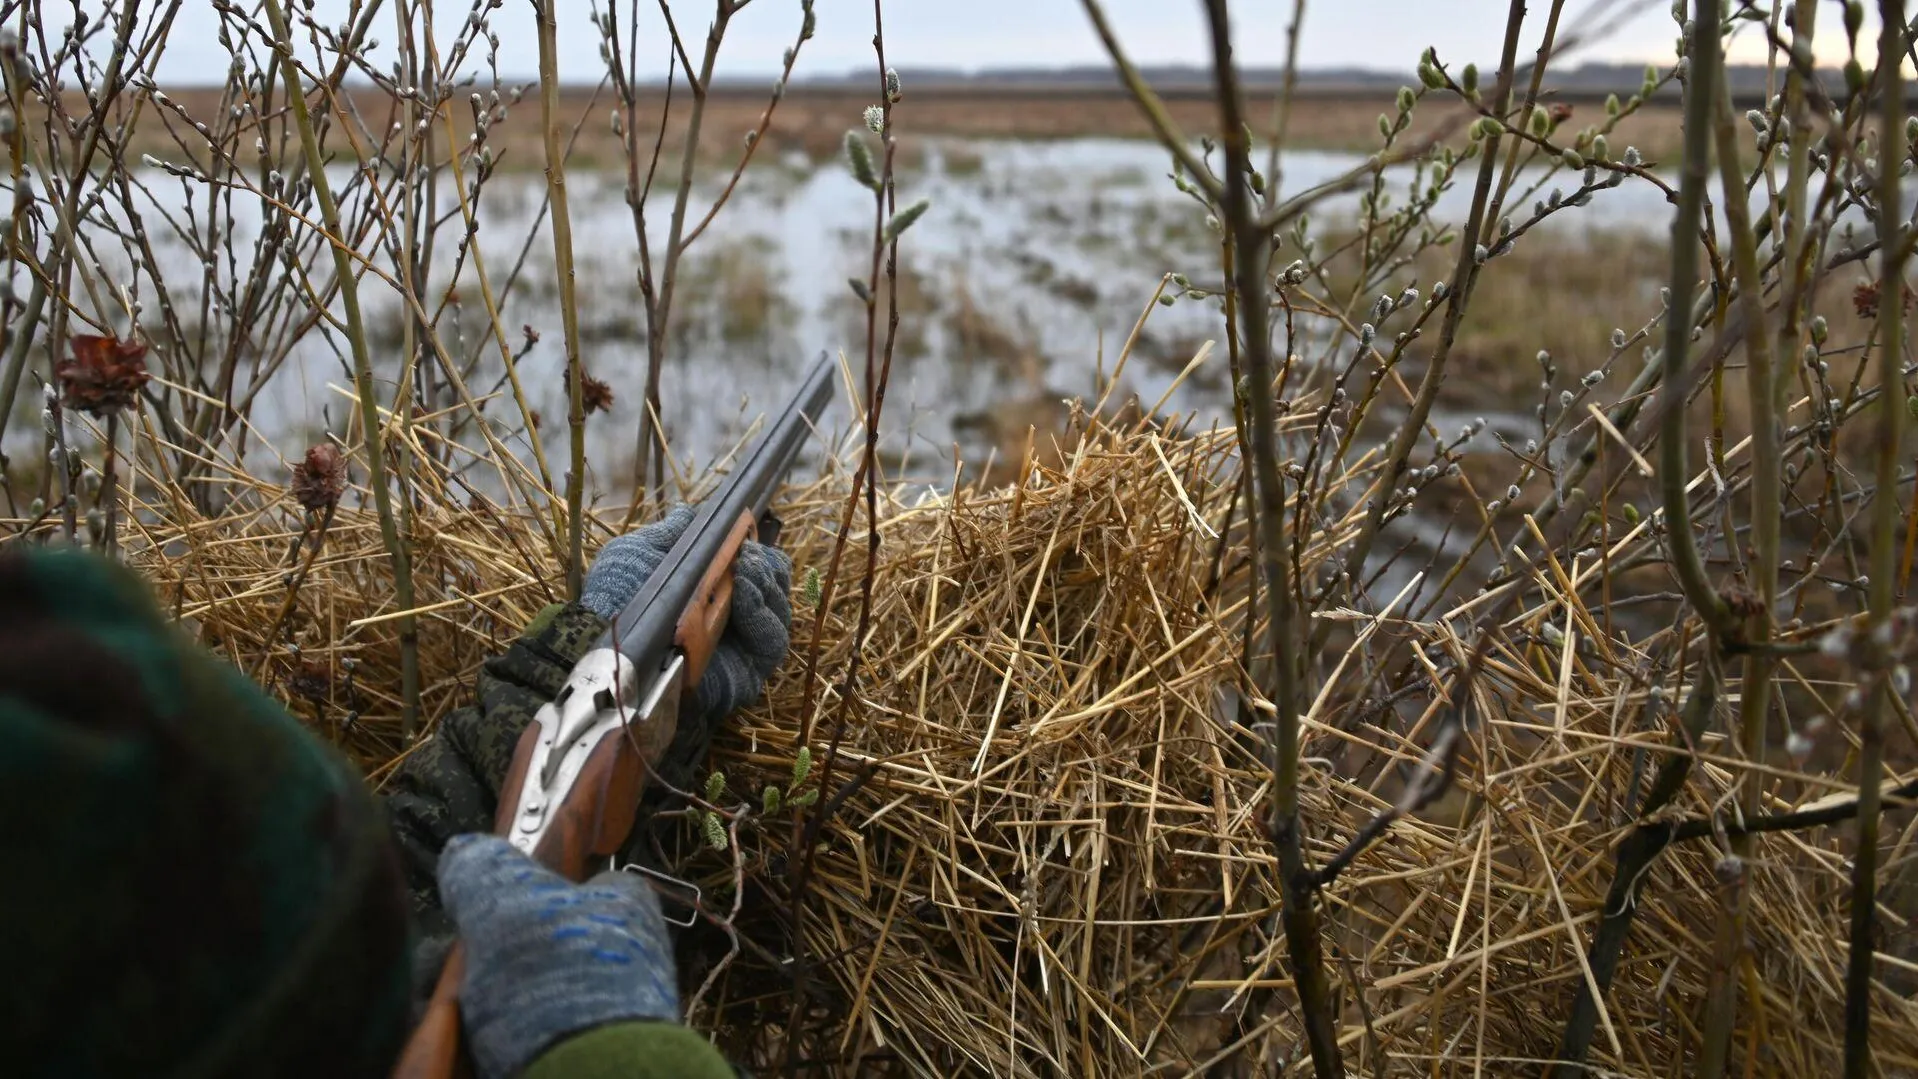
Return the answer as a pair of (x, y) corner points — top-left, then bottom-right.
(439, 834), (679, 1079)
(581, 503), (795, 724)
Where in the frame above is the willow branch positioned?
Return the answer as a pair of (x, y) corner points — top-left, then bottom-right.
(535, 0), (586, 598)
(1657, 0), (1738, 644)
(261, 0), (420, 737)
(1846, 3), (1906, 1072)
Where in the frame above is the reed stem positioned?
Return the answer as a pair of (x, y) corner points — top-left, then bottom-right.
(261, 0), (420, 737)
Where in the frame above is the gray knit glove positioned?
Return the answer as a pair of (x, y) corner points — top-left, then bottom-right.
(438, 834), (678, 1079)
(580, 504), (794, 791)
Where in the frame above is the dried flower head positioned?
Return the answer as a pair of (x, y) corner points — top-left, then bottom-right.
(57, 334), (150, 415)
(581, 372), (614, 415)
(284, 658), (333, 704)
(291, 442), (348, 511)
(1854, 281), (1880, 319)
(1852, 280), (1915, 320)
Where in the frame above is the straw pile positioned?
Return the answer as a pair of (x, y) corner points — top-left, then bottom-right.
(119, 406), (1918, 1077)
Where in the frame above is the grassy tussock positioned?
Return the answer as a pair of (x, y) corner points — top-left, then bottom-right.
(111, 388), (1918, 1075)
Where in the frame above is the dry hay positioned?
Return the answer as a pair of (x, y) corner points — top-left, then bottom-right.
(110, 404), (1918, 1077)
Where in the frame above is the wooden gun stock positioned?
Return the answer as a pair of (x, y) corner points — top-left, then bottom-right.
(390, 513), (754, 1079)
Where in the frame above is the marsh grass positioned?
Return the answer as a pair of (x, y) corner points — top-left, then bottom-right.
(110, 380), (1918, 1074)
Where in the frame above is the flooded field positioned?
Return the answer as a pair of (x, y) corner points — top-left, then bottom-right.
(30, 136), (1701, 498)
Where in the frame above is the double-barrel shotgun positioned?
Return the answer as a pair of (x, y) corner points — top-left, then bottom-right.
(393, 351), (836, 1079)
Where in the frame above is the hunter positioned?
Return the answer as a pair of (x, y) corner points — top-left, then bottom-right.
(0, 504), (792, 1079)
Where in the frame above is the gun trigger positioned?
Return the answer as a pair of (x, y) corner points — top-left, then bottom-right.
(756, 511), (784, 547)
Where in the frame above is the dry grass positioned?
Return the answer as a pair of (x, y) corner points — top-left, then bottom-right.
(105, 376), (1918, 1076)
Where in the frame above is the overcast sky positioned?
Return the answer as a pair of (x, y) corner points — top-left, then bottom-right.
(112, 1), (1893, 87)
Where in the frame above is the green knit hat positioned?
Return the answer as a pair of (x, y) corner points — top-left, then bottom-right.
(0, 545), (413, 1077)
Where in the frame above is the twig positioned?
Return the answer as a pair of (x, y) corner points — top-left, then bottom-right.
(256, 501), (340, 676)
(1846, 4), (1907, 1072)
(1077, 0), (1221, 199)
(681, 4), (816, 249)
(1554, 661), (1720, 1073)
(1657, 0), (1738, 645)
(1701, 26), (1779, 1073)
(1262, 0), (1307, 208)
(1198, 2), (1339, 1074)
(1666, 774), (1918, 843)
(534, 0), (586, 599)
(260, 0), (420, 738)
(1309, 706), (1464, 889)
(0, 0), (137, 452)
(1479, 0), (1567, 249)
(100, 411), (118, 557)
(1325, 0), (1529, 623)
(788, 9), (910, 1064)
(635, 0), (738, 505)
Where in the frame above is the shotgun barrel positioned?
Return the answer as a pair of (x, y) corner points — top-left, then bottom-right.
(602, 349), (837, 674)
(502, 348), (835, 861)
(393, 350), (836, 1079)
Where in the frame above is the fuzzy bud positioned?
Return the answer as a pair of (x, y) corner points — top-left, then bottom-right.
(845, 130), (878, 190)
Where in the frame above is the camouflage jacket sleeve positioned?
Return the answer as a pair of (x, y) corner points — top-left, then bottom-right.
(522, 1021), (736, 1079)
(382, 602), (609, 939)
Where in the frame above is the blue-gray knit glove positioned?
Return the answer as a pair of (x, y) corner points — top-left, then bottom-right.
(580, 503), (795, 723)
(439, 834), (679, 1079)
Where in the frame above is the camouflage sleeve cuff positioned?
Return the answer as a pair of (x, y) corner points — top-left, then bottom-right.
(384, 603), (609, 949)
(520, 1021), (736, 1079)
(480, 602), (611, 708)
